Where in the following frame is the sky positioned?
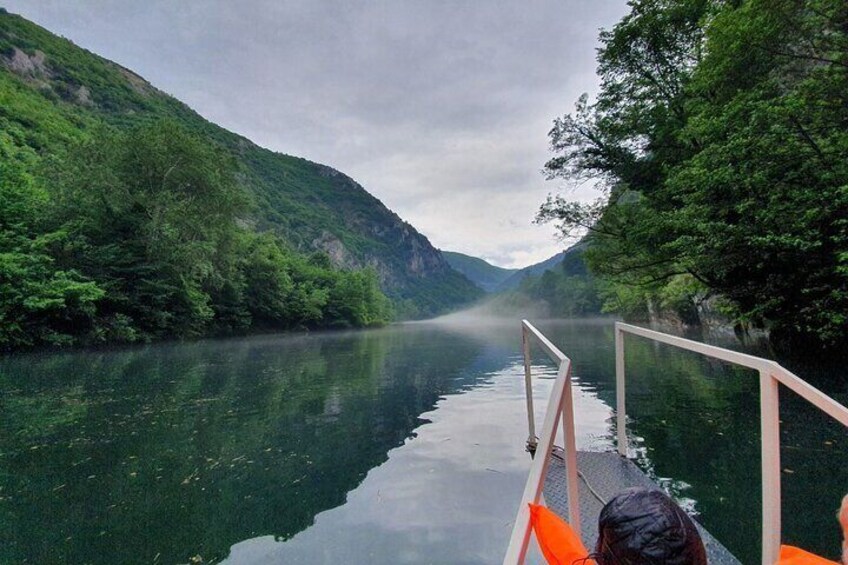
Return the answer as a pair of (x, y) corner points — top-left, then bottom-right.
(5, 1), (628, 268)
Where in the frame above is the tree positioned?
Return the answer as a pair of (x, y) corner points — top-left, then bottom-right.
(0, 135), (103, 348)
(539, 0), (713, 308)
(668, 0), (848, 345)
(538, 0), (848, 348)
(47, 120), (249, 339)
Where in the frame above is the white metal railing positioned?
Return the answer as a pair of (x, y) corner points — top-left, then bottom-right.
(504, 320), (580, 563)
(505, 320), (848, 565)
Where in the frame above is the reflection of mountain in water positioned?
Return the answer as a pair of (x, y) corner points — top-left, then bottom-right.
(0, 326), (498, 564)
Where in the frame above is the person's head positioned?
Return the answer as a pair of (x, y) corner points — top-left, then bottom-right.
(593, 488), (707, 565)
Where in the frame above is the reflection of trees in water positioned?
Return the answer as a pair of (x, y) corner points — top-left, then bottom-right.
(771, 355), (848, 563)
(0, 327), (487, 564)
(4, 320), (844, 563)
(613, 340), (760, 563)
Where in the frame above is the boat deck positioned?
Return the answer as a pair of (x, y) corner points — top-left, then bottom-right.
(542, 449), (741, 564)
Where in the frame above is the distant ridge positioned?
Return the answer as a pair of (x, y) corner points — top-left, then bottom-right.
(494, 243), (587, 292)
(494, 252), (565, 292)
(440, 251), (517, 293)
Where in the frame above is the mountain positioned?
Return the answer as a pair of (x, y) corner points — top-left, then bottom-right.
(0, 10), (481, 319)
(495, 252), (565, 292)
(494, 242), (589, 292)
(440, 251), (517, 293)
(483, 242), (602, 317)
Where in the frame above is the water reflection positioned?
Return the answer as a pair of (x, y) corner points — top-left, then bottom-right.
(0, 325), (508, 563)
(1, 318), (846, 564)
(225, 319), (614, 564)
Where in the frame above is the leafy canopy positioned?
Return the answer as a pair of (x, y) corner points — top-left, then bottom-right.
(539, 0), (848, 348)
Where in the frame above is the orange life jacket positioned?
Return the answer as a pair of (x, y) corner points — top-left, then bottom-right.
(529, 503), (840, 565)
(528, 503), (595, 565)
(778, 545), (840, 565)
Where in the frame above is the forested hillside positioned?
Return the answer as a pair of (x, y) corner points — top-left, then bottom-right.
(485, 243), (603, 317)
(495, 250), (569, 292)
(440, 251), (517, 293)
(538, 0), (848, 349)
(0, 10), (481, 348)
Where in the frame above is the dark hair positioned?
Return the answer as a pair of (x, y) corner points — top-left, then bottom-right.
(594, 488), (707, 565)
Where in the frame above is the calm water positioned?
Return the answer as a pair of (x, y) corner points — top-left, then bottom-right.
(1, 318), (846, 563)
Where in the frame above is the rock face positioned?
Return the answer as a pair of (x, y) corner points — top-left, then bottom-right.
(256, 158), (483, 316)
(75, 84), (91, 104)
(284, 161), (474, 311)
(0, 10), (483, 317)
(117, 66), (158, 96)
(5, 47), (49, 75)
(312, 231), (352, 267)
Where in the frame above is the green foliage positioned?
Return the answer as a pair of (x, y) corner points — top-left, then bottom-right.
(539, 0), (848, 349)
(0, 237), (104, 347)
(46, 121), (248, 338)
(0, 10), (480, 330)
(241, 233), (296, 325)
(326, 268), (393, 328)
(492, 246), (604, 317)
(394, 268), (483, 319)
(0, 119), (391, 349)
(0, 138), (103, 347)
(519, 268), (602, 317)
(0, 9), (491, 348)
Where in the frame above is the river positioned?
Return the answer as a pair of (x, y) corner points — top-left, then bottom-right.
(1, 317), (846, 563)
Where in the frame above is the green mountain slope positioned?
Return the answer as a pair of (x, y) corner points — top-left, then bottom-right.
(0, 10), (481, 319)
(440, 251), (517, 293)
(486, 241), (591, 294)
(487, 242), (603, 317)
(494, 253), (562, 292)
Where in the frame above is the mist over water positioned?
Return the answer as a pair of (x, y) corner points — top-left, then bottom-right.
(419, 299), (566, 327)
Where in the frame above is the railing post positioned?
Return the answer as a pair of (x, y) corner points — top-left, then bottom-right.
(560, 362), (581, 530)
(522, 324), (537, 450)
(504, 357), (570, 564)
(615, 324), (627, 457)
(759, 369), (781, 565)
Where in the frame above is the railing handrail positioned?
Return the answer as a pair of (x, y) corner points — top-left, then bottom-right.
(615, 322), (848, 565)
(615, 322), (848, 428)
(522, 320), (567, 364)
(504, 320), (579, 564)
(506, 320), (848, 565)
(616, 322), (772, 371)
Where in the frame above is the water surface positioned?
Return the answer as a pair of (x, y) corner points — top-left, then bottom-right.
(1, 318), (846, 563)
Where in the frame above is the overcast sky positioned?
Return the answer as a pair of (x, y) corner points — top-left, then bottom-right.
(6, 1), (628, 268)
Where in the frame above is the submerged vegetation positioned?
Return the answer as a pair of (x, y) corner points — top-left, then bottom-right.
(539, 0), (848, 349)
